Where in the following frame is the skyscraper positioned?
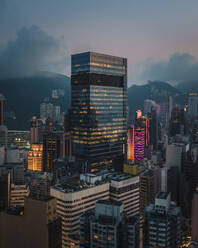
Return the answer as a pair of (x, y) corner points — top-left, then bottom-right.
(144, 192), (181, 248)
(192, 188), (198, 243)
(28, 144), (43, 171)
(71, 52), (127, 171)
(0, 94), (5, 126)
(30, 116), (43, 144)
(188, 93), (198, 120)
(80, 200), (140, 248)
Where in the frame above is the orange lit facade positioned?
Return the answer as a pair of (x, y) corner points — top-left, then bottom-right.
(127, 127), (135, 163)
(28, 144), (43, 171)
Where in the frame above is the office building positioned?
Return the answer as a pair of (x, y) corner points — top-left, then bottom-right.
(170, 107), (182, 136)
(0, 125), (8, 148)
(10, 183), (29, 207)
(61, 132), (72, 158)
(71, 52), (127, 171)
(109, 173), (139, 217)
(51, 173), (110, 248)
(30, 116), (43, 144)
(7, 130), (30, 149)
(80, 200), (140, 248)
(0, 94), (5, 126)
(43, 131), (61, 172)
(0, 162), (25, 185)
(0, 146), (5, 165)
(25, 171), (53, 197)
(0, 173), (10, 210)
(28, 144), (43, 171)
(188, 93), (198, 120)
(144, 99), (156, 116)
(165, 143), (186, 170)
(140, 168), (161, 217)
(144, 192), (181, 248)
(192, 188), (198, 242)
(0, 195), (62, 248)
(6, 147), (20, 163)
(149, 108), (158, 151)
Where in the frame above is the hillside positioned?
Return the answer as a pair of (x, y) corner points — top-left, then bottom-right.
(0, 76), (190, 130)
(177, 81), (198, 94)
(128, 80), (182, 115)
(0, 72), (70, 129)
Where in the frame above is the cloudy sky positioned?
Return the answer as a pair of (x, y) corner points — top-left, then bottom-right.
(1, 0), (198, 85)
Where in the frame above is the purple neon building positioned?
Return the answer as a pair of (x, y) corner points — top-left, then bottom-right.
(134, 128), (145, 160)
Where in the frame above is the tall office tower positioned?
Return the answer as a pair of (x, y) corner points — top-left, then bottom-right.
(127, 111), (149, 163)
(51, 173), (109, 248)
(28, 144), (43, 171)
(43, 131), (61, 172)
(188, 93), (198, 120)
(166, 95), (173, 127)
(10, 184), (29, 207)
(140, 168), (161, 217)
(0, 173), (10, 210)
(149, 108), (158, 151)
(127, 126), (135, 163)
(0, 94), (5, 125)
(165, 143), (184, 170)
(109, 173), (140, 217)
(170, 107), (181, 136)
(71, 52), (127, 171)
(144, 192), (181, 248)
(0, 195), (62, 248)
(61, 132), (72, 158)
(192, 188), (198, 242)
(144, 99), (156, 115)
(167, 166), (181, 205)
(134, 128), (145, 161)
(0, 146), (5, 165)
(80, 200), (140, 248)
(30, 116), (43, 144)
(0, 125), (8, 148)
(135, 110), (150, 148)
(40, 102), (54, 121)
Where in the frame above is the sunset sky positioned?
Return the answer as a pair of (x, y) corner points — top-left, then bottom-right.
(1, 0), (198, 84)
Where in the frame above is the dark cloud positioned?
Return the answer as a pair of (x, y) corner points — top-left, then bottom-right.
(135, 53), (198, 83)
(0, 25), (67, 78)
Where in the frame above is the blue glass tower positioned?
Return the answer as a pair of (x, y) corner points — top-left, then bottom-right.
(71, 52), (127, 171)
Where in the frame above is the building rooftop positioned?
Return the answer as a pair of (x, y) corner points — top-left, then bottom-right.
(108, 172), (134, 182)
(157, 192), (169, 200)
(4, 207), (24, 216)
(29, 194), (54, 202)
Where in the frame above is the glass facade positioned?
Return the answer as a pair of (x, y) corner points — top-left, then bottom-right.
(71, 52), (127, 170)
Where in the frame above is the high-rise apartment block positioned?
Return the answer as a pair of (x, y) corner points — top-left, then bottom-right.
(51, 173), (109, 248)
(109, 173), (139, 217)
(80, 200), (140, 248)
(10, 183), (29, 207)
(71, 52), (127, 170)
(144, 192), (181, 248)
(140, 168), (161, 217)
